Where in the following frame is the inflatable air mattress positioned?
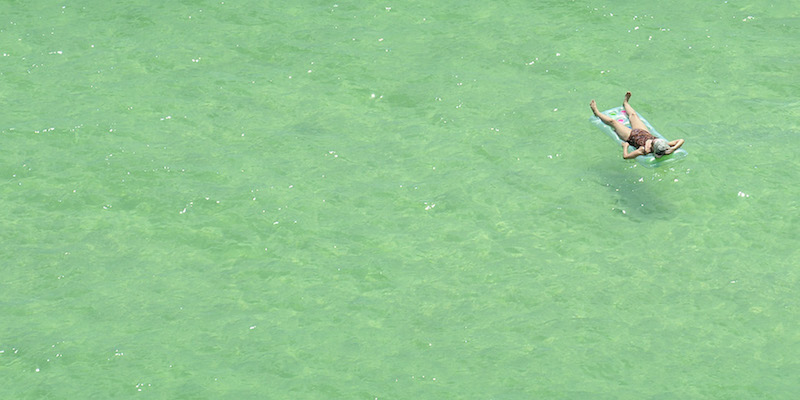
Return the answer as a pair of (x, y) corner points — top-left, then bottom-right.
(590, 106), (687, 168)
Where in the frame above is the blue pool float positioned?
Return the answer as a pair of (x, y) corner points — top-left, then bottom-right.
(590, 106), (688, 168)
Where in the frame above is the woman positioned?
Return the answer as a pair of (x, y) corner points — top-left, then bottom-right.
(590, 92), (684, 159)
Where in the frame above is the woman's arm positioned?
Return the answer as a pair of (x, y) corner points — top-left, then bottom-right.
(622, 142), (644, 159)
(666, 139), (685, 155)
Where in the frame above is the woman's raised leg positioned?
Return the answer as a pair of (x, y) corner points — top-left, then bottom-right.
(622, 92), (648, 131)
(591, 99), (631, 141)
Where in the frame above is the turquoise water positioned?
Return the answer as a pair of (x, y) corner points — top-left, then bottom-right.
(2, 1), (799, 398)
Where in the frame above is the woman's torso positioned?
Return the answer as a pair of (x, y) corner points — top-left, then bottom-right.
(627, 128), (654, 148)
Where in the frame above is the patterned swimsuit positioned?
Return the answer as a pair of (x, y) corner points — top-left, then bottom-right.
(627, 128), (655, 148)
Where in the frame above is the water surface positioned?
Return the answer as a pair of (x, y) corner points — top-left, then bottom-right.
(2, 1), (799, 398)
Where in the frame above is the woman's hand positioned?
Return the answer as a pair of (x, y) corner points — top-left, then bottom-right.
(666, 139), (685, 154)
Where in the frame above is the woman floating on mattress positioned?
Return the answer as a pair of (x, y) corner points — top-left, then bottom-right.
(590, 92), (684, 159)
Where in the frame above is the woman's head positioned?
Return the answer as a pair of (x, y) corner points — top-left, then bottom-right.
(652, 139), (670, 157)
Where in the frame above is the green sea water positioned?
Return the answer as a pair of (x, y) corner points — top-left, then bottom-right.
(2, 1), (799, 398)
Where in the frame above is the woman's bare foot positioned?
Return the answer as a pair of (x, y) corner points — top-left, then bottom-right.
(591, 99), (622, 128)
(624, 91), (632, 105)
(590, 100), (602, 117)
